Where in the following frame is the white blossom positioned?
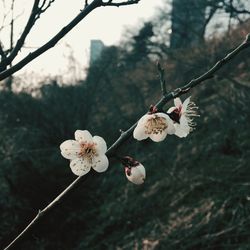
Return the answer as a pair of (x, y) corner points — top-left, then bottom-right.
(125, 163), (146, 185)
(60, 130), (109, 176)
(167, 96), (199, 138)
(133, 112), (175, 142)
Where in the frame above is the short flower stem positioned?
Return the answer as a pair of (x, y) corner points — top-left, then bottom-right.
(4, 34), (250, 250)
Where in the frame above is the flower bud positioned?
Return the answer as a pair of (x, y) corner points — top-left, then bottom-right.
(120, 156), (146, 185)
(125, 163), (146, 185)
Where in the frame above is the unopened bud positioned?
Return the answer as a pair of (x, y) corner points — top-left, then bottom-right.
(120, 156), (146, 185)
(125, 163), (146, 185)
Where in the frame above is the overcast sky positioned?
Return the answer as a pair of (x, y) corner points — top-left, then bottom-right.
(0, 0), (164, 81)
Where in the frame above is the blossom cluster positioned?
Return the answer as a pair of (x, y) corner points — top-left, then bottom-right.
(60, 96), (199, 185)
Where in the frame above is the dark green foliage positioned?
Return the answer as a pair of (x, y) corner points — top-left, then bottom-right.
(124, 22), (155, 66)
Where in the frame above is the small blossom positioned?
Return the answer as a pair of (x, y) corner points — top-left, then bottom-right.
(122, 156), (146, 185)
(167, 96), (199, 138)
(133, 112), (175, 142)
(60, 130), (109, 176)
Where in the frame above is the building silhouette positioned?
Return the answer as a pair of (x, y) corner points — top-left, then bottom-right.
(90, 40), (105, 65)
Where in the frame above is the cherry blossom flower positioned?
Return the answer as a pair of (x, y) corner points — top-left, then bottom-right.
(121, 156), (146, 185)
(167, 96), (199, 138)
(60, 130), (109, 176)
(133, 112), (175, 142)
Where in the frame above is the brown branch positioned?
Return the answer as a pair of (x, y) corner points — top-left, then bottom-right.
(4, 33), (250, 250)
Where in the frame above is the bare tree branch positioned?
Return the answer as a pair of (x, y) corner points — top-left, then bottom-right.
(101, 0), (140, 7)
(0, 0), (40, 70)
(0, 0), (140, 81)
(9, 0), (15, 51)
(37, 0), (56, 16)
(3, 33), (250, 250)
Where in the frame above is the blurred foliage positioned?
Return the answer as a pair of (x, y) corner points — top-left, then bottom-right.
(1, 12), (250, 250)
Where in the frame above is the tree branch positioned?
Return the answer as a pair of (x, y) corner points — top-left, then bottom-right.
(4, 33), (250, 250)
(0, 0), (140, 81)
(38, 0), (56, 15)
(101, 0), (140, 7)
(0, 0), (45, 70)
(0, 0), (100, 81)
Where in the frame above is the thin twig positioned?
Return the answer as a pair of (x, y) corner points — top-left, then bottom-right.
(38, 0), (56, 15)
(3, 34), (250, 250)
(85, 0), (89, 8)
(157, 61), (167, 96)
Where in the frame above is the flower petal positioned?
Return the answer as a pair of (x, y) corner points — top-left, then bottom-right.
(133, 125), (148, 141)
(182, 96), (191, 111)
(133, 115), (149, 141)
(75, 130), (92, 143)
(156, 113), (175, 135)
(60, 140), (80, 160)
(93, 136), (107, 154)
(137, 114), (149, 125)
(180, 115), (190, 130)
(92, 155), (109, 173)
(165, 115), (176, 135)
(174, 124), (189, 138)
(149, 130), (168, 142)
(167, 106), (176, 113)
(70, 158), (91, 176)
(157, 112), (168, 118)
(174, 97), (182, 108)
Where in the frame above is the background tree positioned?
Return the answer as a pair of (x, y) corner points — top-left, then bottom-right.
(155, 0), (250, 50)
(170, 0), (207, 48)
(0, 0), (140, 85)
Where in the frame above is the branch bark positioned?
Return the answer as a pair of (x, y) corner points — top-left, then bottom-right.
(4, 33), (250, 250)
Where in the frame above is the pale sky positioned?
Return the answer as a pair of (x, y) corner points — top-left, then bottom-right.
(0, 0), (164, 82)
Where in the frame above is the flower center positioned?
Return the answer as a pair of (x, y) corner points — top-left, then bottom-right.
(145, 115), (168, 135)
(79, 142), (98, 163)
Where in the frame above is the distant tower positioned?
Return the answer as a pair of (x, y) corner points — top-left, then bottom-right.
(90, 40), (105, 65)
